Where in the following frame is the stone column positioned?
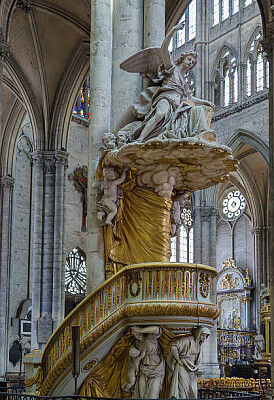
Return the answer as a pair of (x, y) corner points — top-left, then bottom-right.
(194, 0), (208, 99)
(144, 0), (165, 48)
(242, 295), (251, 331)
(261, 35), (274, 386)
(111, 0), (143, 132)
(87, 0), (112, 294)
(52, 150), (68, 330)
(41, 154), (55, 312)
(31, 151), (44, 350)
(252, 226), (263, 329)
(196, 202), (220, 378)
(0, 176), (14, 376)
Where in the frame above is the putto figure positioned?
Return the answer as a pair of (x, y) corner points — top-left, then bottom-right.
(167, 326), (210, 399)
(97, 166), (127, 226)
(120, 22), (215, 143)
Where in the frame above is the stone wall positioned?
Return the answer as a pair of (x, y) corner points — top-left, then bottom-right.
(65, 118), (88, 256)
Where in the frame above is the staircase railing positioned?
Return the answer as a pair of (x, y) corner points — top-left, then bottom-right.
(35, 262), (219, 395)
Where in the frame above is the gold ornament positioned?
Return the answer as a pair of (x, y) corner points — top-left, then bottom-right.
(199, 273), (210, 298)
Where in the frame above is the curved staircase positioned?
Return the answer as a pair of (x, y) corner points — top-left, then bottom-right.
(25, 262), (219, 396)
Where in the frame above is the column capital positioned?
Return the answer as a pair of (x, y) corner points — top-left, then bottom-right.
(55, 150), (69, 169)
(261, 37), (274, 60)
(0, 175), (15, 188)
(42, 151), (56, 174)
(31, 150), (44, 166)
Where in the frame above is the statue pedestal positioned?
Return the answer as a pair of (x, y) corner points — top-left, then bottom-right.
(23, 350), (42, 394)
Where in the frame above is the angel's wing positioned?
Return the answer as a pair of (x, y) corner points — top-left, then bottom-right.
(120, 47), (162, 79)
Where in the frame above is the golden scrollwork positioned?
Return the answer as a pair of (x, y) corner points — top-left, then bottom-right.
(198, 377), (271, 393)
(25, 365), (44, 395)
(244, 268), (252, 287)
(220, 273), (239, 290)
(222, 258), (236, 269)
(199, 273), (210, 298)
(35, 262), (218, 396)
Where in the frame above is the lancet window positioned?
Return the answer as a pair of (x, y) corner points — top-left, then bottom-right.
(175, 0), (196, 48)
(214, 47), (238, 109)
(65, 248), (86, 295)
(212, 0), (240, 26)
(73, 75), (90, 119)
(246, 31), (269, 97)
(171, 208), (194, 263)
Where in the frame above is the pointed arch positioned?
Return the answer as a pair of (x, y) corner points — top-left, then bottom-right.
(226, 129), (269, 165)
(49, 40), (90, 150)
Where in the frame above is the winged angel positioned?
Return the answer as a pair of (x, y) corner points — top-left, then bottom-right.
(118, 22), (216, 143)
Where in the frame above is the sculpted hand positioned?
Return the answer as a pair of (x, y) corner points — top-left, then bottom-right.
(174, 22), (185, 31)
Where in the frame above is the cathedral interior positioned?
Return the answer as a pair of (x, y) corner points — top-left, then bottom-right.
(1, 0), (274, 398)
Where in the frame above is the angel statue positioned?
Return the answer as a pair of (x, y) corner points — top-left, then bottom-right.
(120, 22), (215, 142)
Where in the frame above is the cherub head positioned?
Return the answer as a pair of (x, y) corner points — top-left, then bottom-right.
(175, 52), (198, 71)
(102, 132), (117, 149)
(103, 166), (116, 180)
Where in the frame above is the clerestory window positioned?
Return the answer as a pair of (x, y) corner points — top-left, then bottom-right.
(246, 30), (269, 97)
(175, 0), (196, 48)
(214, 47), (238, 109)
(170, 208), (194, 263)
(212, 0), (240, 26)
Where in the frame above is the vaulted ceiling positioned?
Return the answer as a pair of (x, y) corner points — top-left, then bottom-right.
(0, 0), (271, 174)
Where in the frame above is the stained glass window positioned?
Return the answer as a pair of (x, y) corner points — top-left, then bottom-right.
(266, 61), (269, 88)
(246, 30), (268, 96)
(222, 0), (229, 21)
(181, 208), (193, 228)
(73, 76), (90, 119)
(215, 47), (238, 108)
(232, 0), (239, 14)
(222, 190), (246, 220)
(170, 237), (177, 262)
(65, 248), (86, 295)
(170, 207), (194, 263)
(177, 14), (186, 47)
(175, 0), (196, 49)
(246, 58), (252, 97)
(212, 0), (240, 26)
(179, 226), (188, 262)
(213, 0), (220, 26)
(244, 0), (252, 6)
(188, 0), (196, 41)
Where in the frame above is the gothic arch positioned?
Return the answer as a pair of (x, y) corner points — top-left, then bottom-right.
(244, 26), (263, 59)
(49, 40), (90, 150)
(227, 129), (269, 165)
(210, 43), (239, 81)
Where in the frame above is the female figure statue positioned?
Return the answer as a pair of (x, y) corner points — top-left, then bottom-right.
(167, 326), (210, 399)
(122, 326), (165, 399)
(120, 23), (215, 142)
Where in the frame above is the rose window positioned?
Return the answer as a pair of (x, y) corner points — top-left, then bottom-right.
(222, 190), (246, 219)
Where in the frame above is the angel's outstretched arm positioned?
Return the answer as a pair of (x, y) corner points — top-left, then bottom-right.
(161, 22), (186, 71)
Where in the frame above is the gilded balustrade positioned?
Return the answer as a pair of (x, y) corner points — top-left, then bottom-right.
(198, 377), (271, 394)
(37, 262), (218, 395)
